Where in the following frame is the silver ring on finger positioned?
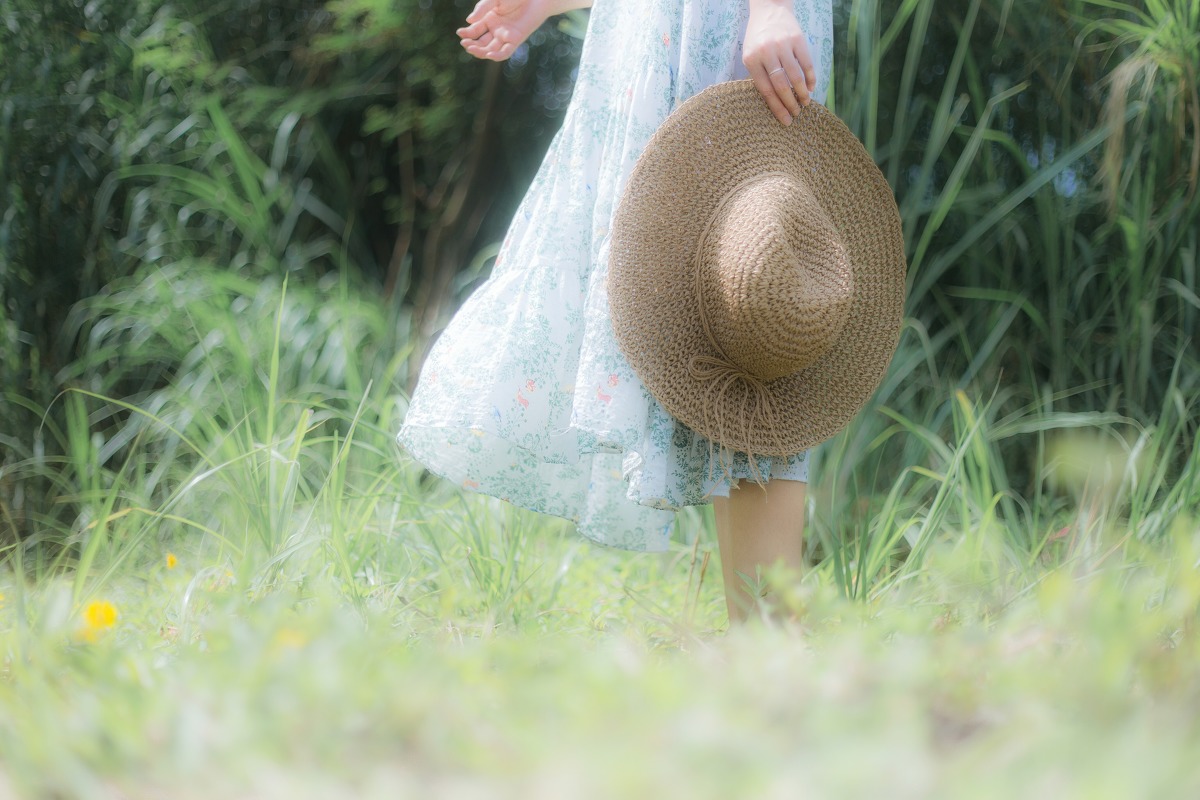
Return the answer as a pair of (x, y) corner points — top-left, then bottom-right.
(769, 67), (786, 76)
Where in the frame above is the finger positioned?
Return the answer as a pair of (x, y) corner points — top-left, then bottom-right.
(492, 40), (517, 61)
(749, 66), (792, 126)
(456, 19), (489, 39)
(465, 0), (495, 25)
(795, 42), (818, 101)
(781, 61), (810, 109)
(464, 40), (497, 59)
(768, 62), (802, 117)
(463, 35), (495, 57)
(783, 57), (812, 107)
(476, 35), (515, 61)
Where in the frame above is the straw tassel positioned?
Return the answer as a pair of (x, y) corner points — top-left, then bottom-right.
(687, 354), (787, 487)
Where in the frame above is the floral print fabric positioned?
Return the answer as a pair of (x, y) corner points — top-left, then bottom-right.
(398, 0), (834, 551)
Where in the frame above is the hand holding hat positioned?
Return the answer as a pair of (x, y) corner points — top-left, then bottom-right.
(743, 0), (819, 125)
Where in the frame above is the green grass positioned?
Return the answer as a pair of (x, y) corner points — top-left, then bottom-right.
(2, 498), (1199, 797)
(2, 269), (1199, 798)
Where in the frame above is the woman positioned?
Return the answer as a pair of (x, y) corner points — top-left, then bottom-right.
(399, 0), (835, 622)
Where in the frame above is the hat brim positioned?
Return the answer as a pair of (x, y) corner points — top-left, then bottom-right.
(607, 80), (906, 456)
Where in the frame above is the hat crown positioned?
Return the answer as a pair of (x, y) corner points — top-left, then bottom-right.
(697, 172), (854, 382)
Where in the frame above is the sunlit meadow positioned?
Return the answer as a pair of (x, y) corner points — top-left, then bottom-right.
(1, 266), (1198, 798)
(3, 0), (1200, 797)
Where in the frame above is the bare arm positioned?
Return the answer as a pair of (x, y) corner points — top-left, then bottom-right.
(743, 0), (818, 126)
(458, 0), (593, 61)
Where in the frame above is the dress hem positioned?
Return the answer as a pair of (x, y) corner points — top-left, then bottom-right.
(397, 422), (678, 553)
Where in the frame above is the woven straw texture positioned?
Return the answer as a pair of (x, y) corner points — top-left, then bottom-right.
(608, 80), (906, 457)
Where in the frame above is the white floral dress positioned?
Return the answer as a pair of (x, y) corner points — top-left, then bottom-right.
(398, 0), (834, 551)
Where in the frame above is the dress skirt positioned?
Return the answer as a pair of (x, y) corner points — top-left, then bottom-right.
(398, 0), (834, 551)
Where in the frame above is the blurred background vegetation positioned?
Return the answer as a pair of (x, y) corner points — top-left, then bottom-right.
(0, 0), (583, 543)
(0, 0), (1197, 572)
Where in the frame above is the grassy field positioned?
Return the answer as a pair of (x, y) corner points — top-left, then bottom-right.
(3, 481), (1200, 798)
(3, 1), (1199, 795)
(2, 272), (1199, 799)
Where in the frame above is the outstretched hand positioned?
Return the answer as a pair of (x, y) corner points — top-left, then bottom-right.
(743, 0), (818, 126)
(457, 0), (550, 61)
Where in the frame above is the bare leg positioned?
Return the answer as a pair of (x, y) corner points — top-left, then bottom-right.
(712, 479), (807, 624)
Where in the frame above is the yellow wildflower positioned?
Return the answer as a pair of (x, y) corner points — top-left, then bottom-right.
(79, 600), (118, 642)
(165, 553), (178, 570)
(272, 627), (308, 651)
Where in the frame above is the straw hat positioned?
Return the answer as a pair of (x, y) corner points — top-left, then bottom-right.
(607, 80), (906, 457)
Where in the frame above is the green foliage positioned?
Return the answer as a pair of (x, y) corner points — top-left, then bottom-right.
(0, 0), (580, 542)
(0, 0), (148, 388)
(303, 0), (583, 353)
(3, 264), (404, 554)
(840, 0), (1198, 413)
(0, 0), (579, 393)
(1082, 0), (1200, 206)
(817, 0), (1200, 557)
